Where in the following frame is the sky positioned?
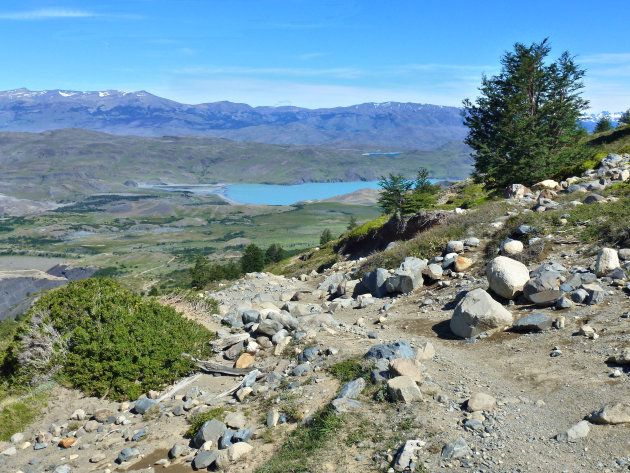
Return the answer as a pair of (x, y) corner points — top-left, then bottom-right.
(1, 0), (629, 111)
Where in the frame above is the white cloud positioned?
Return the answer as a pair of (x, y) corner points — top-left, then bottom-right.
(0, 8), (95, 20)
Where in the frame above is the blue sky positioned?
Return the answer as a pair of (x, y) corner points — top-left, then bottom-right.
(1, 0), (629, 111)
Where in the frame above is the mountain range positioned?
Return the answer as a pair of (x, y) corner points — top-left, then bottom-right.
(0, 89), (467, 150)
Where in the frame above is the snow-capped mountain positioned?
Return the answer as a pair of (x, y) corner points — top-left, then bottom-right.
(580, 111), (623, 131)
(0, 88), (466, 150)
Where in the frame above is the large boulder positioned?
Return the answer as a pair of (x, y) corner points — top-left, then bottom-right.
(318, 273), (347, 297)
(504, 184), (531, 199)
(365, 341), (415, 361)
(386, 257), (427, 294)
(595, 248), (620, 276)
(362, 268), (390, 298)
(191, 419), (227, 448)
(589, 403), (630, 425)
(450, 288), (513, 338)
(486, 256), (530, 299)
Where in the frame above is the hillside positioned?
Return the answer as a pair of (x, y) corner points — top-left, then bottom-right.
(0, 128), (472, 200)
(0, 89), (467, 150)
(0, 143), (629, 473)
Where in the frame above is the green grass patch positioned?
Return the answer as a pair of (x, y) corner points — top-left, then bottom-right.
(0, 393), (46, 441)
(255, 405), (345, 473)
(185, 407), (232, 437)
(328, 359), (370, 384)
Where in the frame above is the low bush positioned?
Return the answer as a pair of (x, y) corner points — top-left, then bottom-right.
(2, 278), (214, 401)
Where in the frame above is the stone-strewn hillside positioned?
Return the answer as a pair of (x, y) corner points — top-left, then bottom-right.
(1, 153), (628, 473)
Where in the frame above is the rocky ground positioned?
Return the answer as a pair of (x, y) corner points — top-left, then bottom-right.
(1, 154), (629, 473)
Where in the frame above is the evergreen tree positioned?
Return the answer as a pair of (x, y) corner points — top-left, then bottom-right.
(189, 256), (210, 288)
(265, 243), (284, 263)
(377, 174), (413, 219)
(619, 109), (630, 126)
(462, 39), (588, 190)
(593, 117), (613, 133)
(240, 244), (265, 273)
(320, 228), (333, 245)
(347, 216), (358, 230)
(403, 168), (439, 214)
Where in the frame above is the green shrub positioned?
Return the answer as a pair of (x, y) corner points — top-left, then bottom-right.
(3, 278), (214, 401)
(241, 243), (265, 273)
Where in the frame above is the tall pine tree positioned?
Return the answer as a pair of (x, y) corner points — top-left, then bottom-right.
(462, 39), (588, 190)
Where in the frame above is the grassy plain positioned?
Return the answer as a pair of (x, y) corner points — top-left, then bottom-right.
(0, 189), (380, 291)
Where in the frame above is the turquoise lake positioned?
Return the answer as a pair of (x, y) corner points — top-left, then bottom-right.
(142, 180), (440, 206)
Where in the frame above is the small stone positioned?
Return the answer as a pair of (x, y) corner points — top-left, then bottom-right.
(331, 398), (362, 413)
(133, 398), (157, 415)
(224, 412), (247, 430)
(389, 358), (425, 384)
(387, 376), (423, 403)
(1, 446), (17, 456)
(10, 432), (24, 444)
(337, 378), (366, 399)
(89, 453), (106, 463)
(467, 392), (496, 412)
(393, 439), (425, 472)
(441, 437), (472, 460)
(556, 420), (590, 442)
(235, 353), (255, 369)
(192, 450), (220, 470)
(70, 409), (86, 421)
(453, 256), (473, 272)
(512, 313), (552, 332)
(596, 248), (620, 276)
(266, 409), (280, 428)
(415, 342), (435, 361)
(117, 447), (140, 463)
(59, 438), (77, 448)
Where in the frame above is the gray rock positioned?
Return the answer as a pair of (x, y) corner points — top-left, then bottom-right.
(132, 398), (157, 415)
(298, 346), (320, 362)
(223, 312), (244, 328)
(132, 428), (147, 441)
(528, 289), (564, 307)
(117, 447), (140, 463)
(524, 270), (562, 299)
(589, 402), (630, 424)
(271, 329), (289, 344)
(257, 318), (284, 337)
(362, 268), (390, 298)
(393, 439), (425, 472)
(555, 296), (574, 309)
(191, 419), (228, 449)
(331, 398), (362, 413)
(168, 443), (187, 459)
(266, 311), (299, 331)
(441, 437), (472, 460)
(583, 283), (606, 305)
(464, 237), (480, 247)
(512, 313), (552, 332)
(241, 369), (260, 388)
(515, 225), (532, 235)
(584, 194), (605, 204)
(556, 420), (590, 442)
(242, 310), (261, 324)
(52, 466), (72, 473)
(450, 288), (513, 338)
(446, 240), (464, 253)
(318, 273), (347, 297)
(219, 429), (234, 449)
(423, 263), (443, 280)
(571, 288), (589, 303)
(192, 450), (219, 470)
(292, 363), (311, 376)
(338, 378), (366, 399)
(365, 341), (415, 361)
(233, 427), (253, 443)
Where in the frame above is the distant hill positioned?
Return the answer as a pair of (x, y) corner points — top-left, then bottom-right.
(0, 89), (467, 150)
(0, 129), (473, 200)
